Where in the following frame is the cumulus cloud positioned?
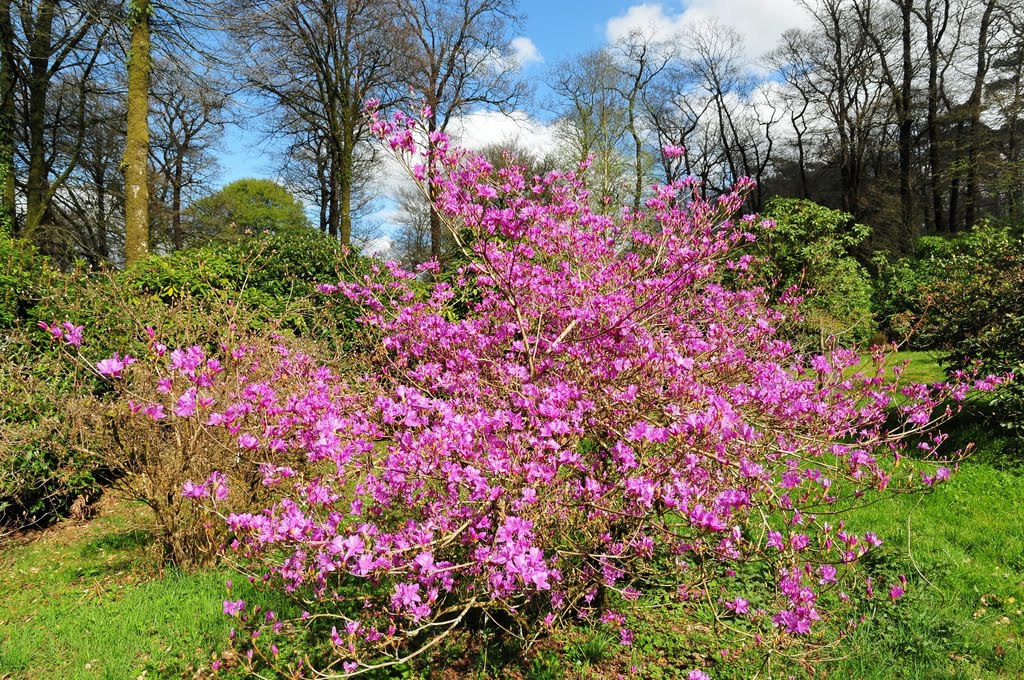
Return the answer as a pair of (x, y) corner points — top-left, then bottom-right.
(359, 235), (393, 256)
(510, 36), (543, 67)
(606, 0), (809, 63)
(448, 109), (558, 156)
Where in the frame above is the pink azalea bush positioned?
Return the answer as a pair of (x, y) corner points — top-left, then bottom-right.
(47, 111), (1002, 676)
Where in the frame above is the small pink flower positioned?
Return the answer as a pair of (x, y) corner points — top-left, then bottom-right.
(60, 322), (84, 347)
(182, 480), (208, 498)
(728, 597), (750, 615)
(662, 144), (686, 159)
(96, 353), (134, 378)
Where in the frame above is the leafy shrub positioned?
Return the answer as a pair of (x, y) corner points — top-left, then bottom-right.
(0, 231), (57, 330)
(120, 230), (376, 353)
(0, 236), (121, 525)
(41, 319), (333, 565)
(0, 229), (374, 528)
(754, 198), (876, 349)
(877, 223), (1024, 429)
(138, 115), (996, 676)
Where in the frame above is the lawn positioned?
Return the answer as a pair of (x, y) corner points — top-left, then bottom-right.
(0, 499), (246, 679)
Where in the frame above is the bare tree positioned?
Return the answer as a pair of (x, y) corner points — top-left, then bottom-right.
(0, 0), (15, 232)
(548, 49), (632, 209)
(226, 0), (402, 245)
(608, 30), (675, 213)
(393, 0), (527, 263)
(148, 59), (225, 250)
(2, 0), (112, 257)
(47, 83), (124, 264)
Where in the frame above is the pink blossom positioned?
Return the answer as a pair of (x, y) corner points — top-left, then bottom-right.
(662, 144), (686, 159)
(96, 353), (134, 378)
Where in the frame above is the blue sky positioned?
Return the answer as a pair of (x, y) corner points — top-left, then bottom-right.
(214, 0), (806, 249)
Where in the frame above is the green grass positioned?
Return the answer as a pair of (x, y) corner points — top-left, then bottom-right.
(0, 502), (249, 679)
(832, 461), (1024, 679)
(847, 350), (949, 386)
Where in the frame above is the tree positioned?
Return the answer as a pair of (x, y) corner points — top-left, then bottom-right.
(149, 59), (226, 251)
(393, 0), (526, 263)
(123, 0), (152, 265)
(2, 0), (112, 256)
(854, 0), (918, 245)
(388, 184), (435, 268)
(0, 0), (15, 234)
(767, 1), (895, 238)
(48, 85), (125, 265)
(185, 178), (310, 242)
(608, 30), (674, 213)
(986, 4), (1024, 223)
(549, 49), (632, 209)
(226, 0), (401, 245)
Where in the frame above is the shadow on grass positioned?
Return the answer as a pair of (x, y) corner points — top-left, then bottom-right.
(79, 529), (153, 558)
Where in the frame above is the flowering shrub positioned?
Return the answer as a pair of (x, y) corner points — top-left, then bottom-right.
(36, 310), (346, 565)
(104, 331), (334, 565)
(65, 112), (1001, 675)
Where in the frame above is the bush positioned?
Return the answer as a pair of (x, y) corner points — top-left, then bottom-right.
(120, 230), (376, 353)
(754, 198), (876, 349)
(0, 235), (118, 525)
(0, 231), (57, 330)
(0, 230), (375, 528)
(141, 116), (995, 677)
(877, 223), (1024, 430)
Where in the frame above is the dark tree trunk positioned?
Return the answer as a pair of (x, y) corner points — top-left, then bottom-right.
(963, 0), (996, 230)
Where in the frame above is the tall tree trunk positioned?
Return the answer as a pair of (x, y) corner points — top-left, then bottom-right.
(926, 39), (943, 231)
(0, 0), (14, 235)
(898, 0), (914, 244)
(626, 93), (643, 214)
(339, 135), (353, 246)
(922, 0), (950, 232)
(963, 0), (996, 230)
(24, 0), (55, 247)
(123, 0), (152, 266)
(172, 158), (183, 249)
(327, 148), (340, 239)
(948, 120), (962, 228)
(427, 114), (442, 264)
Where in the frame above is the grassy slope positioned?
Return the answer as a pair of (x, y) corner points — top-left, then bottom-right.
(834, 461), (1024, 679)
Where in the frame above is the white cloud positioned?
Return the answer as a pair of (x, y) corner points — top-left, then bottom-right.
(366, 109), (560, 238)
(369, 109), (558, 198)
(605, 1), (809, 63)
(359, 235), (393, 256)
(449, 109), (558, 156)
(511, 36), (543, 68)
